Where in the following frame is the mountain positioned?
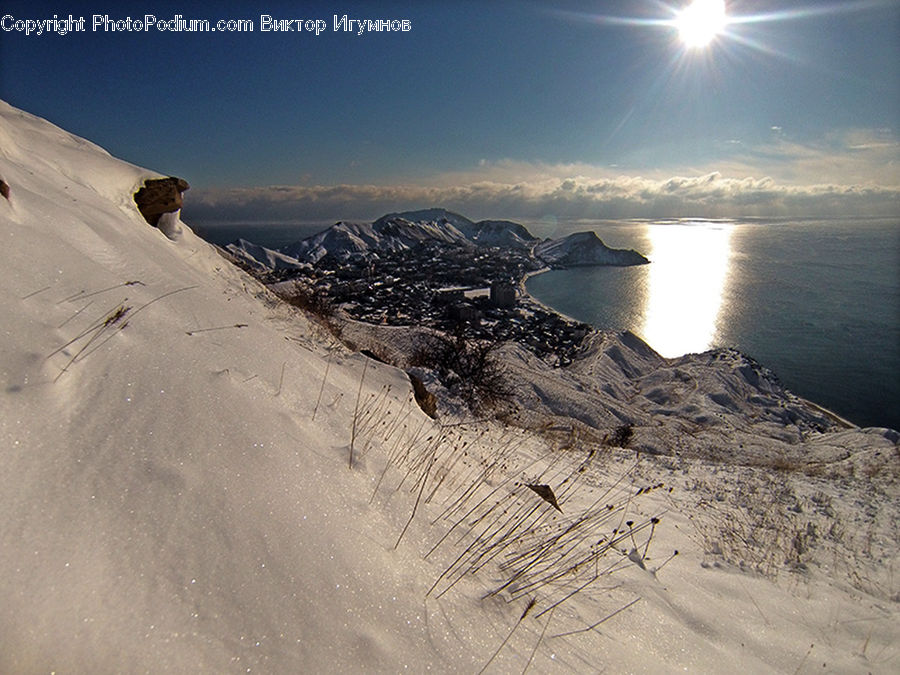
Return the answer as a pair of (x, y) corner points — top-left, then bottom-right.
(535, 230), (650, 267)
(2, 99), (897, 673)
(374, 207), (476, 235)
(230, 207), (645, 268)
(468, 219), (538, 249)
(226, 237), (306, 271)
(282, 215), (472, 263)
(373, 209), (537, 250)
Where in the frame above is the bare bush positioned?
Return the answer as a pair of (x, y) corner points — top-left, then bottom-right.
(411, 331), (512, 414)
(606, 423), (634, 448)
(278, 284), (342, 338)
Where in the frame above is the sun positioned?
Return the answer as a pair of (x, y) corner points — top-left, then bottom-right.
(676, 0), (727, 48)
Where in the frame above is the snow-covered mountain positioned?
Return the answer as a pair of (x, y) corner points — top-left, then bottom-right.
(228, 207), (646, 269)
(374, 207), (476, 236)
(535, 230), (649, 267)
(375, 210), (540, 250)
(225, 237), (307, 271)
(2, 100), (898, 673)
(282, 215), (472, 263)
(468, 219), (538, 249)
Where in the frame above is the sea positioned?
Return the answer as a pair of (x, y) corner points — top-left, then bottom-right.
(191, 217), (900, 431)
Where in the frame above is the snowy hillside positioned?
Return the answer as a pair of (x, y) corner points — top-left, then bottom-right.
(1, 100), (898, 673)
(469, 219), (539, 249)
(282, 216), (472, 263)
(225, 237), (308, 271)
(535, 230), (650, 267)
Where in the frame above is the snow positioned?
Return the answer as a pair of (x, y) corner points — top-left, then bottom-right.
(534, 230), (649, 267)
(230, 208), (645, 269)
(281, 216), (472, 264)
(1, 99), (898, 673)
(225, 238), (306, 271)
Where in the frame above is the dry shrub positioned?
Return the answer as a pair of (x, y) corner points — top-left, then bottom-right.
(279, 284), (342, 338)
(411, 331), (512, 414)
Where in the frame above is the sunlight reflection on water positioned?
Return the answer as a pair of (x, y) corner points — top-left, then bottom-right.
(641, 222), (733, 357)
(524, 217), (898, 428)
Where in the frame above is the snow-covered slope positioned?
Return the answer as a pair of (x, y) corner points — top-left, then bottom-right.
(2, 100), (898, 674)
(0, 100), (486, 672)
(282, 216), (472, 263)
(469, 219), (539, 249)
(225, 237), (306, 271)
(535, 230), (650, 266)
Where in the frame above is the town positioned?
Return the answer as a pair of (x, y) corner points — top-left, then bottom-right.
(261, 240), (594, 366)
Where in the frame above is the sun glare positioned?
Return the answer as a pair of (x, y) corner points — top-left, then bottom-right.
(676, 0), (727, 48)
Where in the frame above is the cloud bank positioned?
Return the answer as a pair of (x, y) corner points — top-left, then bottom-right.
(185, 130), (900, 223)
(185, 173), (899, 223)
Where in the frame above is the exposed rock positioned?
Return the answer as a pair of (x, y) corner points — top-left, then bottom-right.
(408, 372), (438, 419)
(133, 177), (189, 226)
(0, 178), (9, 201)
(526, 483), (562, 512)
(360, 349), (390, 365)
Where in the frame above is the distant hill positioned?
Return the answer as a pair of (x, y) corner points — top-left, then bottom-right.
(228, 207), (648, 268)
(374, 207), (475, 235)
(534, 230), (649, 267)
(468, 219), (538, 250)
(281, 216), (472, 263)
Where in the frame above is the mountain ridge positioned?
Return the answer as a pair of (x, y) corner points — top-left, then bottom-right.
(227, 207), (649, 269)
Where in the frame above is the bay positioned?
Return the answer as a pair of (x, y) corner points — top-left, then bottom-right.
(525, 218), (900, 430)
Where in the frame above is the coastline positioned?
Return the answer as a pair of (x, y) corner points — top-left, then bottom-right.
(520, 268), (879, 431)
(519, 267), (590, 327)
(518, 241), (899, 431)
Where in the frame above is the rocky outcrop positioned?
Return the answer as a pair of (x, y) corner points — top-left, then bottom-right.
(133, 177), (189, 226)
(0, 178), (9, 201)
(409, 373), (438, 418)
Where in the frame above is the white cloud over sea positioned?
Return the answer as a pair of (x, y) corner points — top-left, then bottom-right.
(187, 129), (900, 222)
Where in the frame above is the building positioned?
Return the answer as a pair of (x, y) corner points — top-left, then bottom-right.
(490, 280), (516, 309)
(448, 302), (482, 323)
(435, 287), (466, 304)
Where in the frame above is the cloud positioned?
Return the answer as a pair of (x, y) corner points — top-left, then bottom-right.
(185, 173), (899, 223)
(721, 128), (900, 186)
(184, 129), (900, 223)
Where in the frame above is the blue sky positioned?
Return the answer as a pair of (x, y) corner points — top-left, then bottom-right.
(2, 0), (898, 221)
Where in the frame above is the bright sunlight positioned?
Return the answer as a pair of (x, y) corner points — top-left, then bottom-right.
(676, 0), (728, 48)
